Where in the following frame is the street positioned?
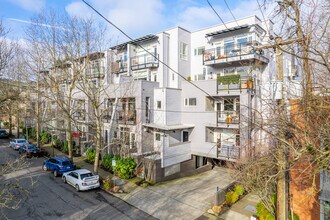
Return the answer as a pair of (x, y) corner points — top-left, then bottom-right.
(0, 139), (156, 220)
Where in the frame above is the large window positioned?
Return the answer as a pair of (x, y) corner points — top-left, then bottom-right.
(180, 42), (188, 60)
(196, 156), (207, 168)
(155, 133), (161, 141)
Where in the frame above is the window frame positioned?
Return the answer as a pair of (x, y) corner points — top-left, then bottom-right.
(179, 42), (188, 60)
(184, 98), (197, 106)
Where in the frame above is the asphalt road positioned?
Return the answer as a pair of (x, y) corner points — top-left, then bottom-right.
(0, 138), (156, 220)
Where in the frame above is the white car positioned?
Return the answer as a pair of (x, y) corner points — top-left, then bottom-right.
(62, 169), (100, 191)
(10, 139), (28, 150)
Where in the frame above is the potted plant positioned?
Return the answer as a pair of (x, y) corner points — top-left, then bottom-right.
(225, 115), (232, 123)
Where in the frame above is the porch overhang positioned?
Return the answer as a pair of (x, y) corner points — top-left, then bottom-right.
(143, 123), (195, 131)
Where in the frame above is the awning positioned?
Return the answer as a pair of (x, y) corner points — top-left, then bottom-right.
(143, 123), (195, 131)
(205, 25), (250, 37)
(110, 34), (158, 50)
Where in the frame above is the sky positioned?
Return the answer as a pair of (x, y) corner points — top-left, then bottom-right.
(1, 0), (273, 45)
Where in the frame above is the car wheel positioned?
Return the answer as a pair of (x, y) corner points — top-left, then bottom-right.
(54, 170), (58, 177)
(75, 184), (80, 192)
(42, 164), (48, 171)
(63, 177), (66, 183)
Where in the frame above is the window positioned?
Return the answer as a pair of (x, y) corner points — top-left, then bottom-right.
(179, 42), (188, 60)
(224, 98), (234, 111)
(155, 133), (161, 141)
(145, 97), (150, 118)
(130, 133), (136, 149)
(194, 47), (204, 56)
(157, 101), (161, 109)
(120, 127), (130, 145)
(182, 131), (189, 142)
(184, 98), (196, 106)
(196, 156), (207, 168)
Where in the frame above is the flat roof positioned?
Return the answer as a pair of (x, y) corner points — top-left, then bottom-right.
(143, 123), (195, 131)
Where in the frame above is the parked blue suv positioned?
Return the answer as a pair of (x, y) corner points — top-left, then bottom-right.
(43, 156), (75, 177)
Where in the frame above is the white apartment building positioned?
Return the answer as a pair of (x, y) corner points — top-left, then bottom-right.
(46, 15), (301, 182)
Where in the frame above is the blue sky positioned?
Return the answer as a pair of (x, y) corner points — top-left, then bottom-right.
(1, 0), (271, 44)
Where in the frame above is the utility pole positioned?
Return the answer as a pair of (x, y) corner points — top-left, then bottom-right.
(256, 37), (304, 220)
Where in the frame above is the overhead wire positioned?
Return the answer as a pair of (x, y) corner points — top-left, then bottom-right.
(223, 0), (239, 26)
(81, 0), (218, 102)
(206, 0), (228, 29)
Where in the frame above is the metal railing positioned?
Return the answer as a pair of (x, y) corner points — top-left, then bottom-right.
(102, 111), (113, 123)
(117, 110), (136, 124)
(217, 75), (254, 91)
(111, 61), (128, 73)
(217, 111), (240, 124)
(218, 144), (240, 159)
(131, 53), (159, 70)
(86, 66), (105, 78)
(203, 41), (267, 64)
(73, 110), (86, 121)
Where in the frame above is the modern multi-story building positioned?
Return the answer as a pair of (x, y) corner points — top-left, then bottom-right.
(45, 15), (302, 183)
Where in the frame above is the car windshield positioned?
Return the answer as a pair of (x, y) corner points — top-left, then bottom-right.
(80, 173), (93, 179)
(17, 140), (26, 143)
(62, 161), (72, 166)
(0, 130), (6, 134)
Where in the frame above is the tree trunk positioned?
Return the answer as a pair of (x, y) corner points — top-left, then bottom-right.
(8, 110), (12, 136)
(66, 113), (73, 160)
(93, 118), (102, 174)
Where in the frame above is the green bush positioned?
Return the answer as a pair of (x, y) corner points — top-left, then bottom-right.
(113, 157), (137, 179)
(217, 74), (240, 85)
(3, 121), (9, 128)
(52, 138), (63, 149)
(101, 153), (114, 171)
(234, 185), (245, 196)
(85, 148), (96, 164)
(225, 191), (239, 204)
(256, 202), (275, 220)
(40, 132), (51, 144)
(63, 141), (77, 154)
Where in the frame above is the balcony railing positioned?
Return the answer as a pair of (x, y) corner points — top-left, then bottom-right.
(217, 75), (254, 91)
(73, 110), (86, 121)
(131, 53), (159, 70)
(203, 42), (268, 65)
(86, 67), (105, 78)
(217, 111), (240, 124)
(218, 144), (240, 159)
(117, 110), (136, 124)
(102, 111), (113, 123)
(111, 61), (128, 73)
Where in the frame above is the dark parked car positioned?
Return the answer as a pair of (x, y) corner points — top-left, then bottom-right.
(42, 156), (75, 177)
(0, 129), (9, 138)
(19, 144), (37, 158)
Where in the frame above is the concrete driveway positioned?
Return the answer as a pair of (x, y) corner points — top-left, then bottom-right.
(119, 167), (235, 220)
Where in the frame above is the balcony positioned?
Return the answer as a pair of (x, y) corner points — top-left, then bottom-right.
(86, 67), (105, 78)
(111, 61), (127, 74)
(217, 111), (240, 125)
(73, 110), (86, 121)
(217, 144), (240, 159)
(131, 53), (159, 70)
(203, 42), (269, 66)
(217, 75), (254, 91)
(102, 111), (113, 123)
(117, 110), (136, 124)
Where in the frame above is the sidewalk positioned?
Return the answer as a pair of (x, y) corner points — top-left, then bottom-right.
(43, 145), (259, 220)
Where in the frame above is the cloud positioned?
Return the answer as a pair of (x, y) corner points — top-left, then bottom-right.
(65, 1), (94, 19)
(65, 0), (165, 39)
(6, 0), (45, 12)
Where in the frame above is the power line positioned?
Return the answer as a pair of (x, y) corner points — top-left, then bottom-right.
(256, 0), (270, 35)
(223, 0), (239, 26)
(206, 0), (228, 29)
(81, 0), (217, 102)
